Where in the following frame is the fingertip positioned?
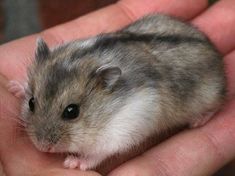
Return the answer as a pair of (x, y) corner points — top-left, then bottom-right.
(224, 50), (235, 96)
(192, 0), (235, 54)
(118, 0), (208, 20)
(42, 0), (209, 43)
(40, 168), (102, 176)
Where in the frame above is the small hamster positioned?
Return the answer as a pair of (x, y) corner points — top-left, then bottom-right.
(8, 14), (226, 171)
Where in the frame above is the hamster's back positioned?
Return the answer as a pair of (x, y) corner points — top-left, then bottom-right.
(122, 14), (204, 38)
(80, 14), (226, 127)
(57, 14), (225, 128)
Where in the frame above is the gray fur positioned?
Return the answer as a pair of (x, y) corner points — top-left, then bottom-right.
(23, 14), (226, 170)
(35, 37), (50, 62)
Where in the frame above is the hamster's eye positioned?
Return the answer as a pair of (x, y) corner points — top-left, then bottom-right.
(62, 104), (80, 120)
(29, 97), (35, 112)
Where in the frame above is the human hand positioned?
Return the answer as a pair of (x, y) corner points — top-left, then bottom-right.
(0, 0), (235, 175)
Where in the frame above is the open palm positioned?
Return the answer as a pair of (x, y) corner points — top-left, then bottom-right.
(1, 0), (235, 175)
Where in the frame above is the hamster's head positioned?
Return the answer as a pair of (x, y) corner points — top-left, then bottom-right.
(23, 39), (124, 155)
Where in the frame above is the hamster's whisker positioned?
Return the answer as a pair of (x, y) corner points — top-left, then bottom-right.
(5, 114), (27, 127)
(17, 118), (28, 125)
(17, 134), (31, 140)
(24, 128), (35, 136)
(15, 125), (26, 132)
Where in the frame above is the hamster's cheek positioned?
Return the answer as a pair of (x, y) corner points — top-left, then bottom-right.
(27, 134), (43, 151)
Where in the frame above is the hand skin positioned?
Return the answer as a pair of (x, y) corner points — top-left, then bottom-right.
(1, 0), (235, 175)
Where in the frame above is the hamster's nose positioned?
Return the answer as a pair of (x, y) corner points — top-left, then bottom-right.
(35, 129), (60, 145)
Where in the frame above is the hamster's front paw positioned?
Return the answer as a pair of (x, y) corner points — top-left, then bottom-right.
(63, 155), (90, 171)
(7, 80), (26, 98)
(64, 155), (100, 171)
(64, 155), (80, 169)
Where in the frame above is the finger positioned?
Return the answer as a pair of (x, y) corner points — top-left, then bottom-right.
(109, 98), (235, 176)
(0, 0), (208, 81)
(192, 0), (235, 55)
(224, 50), (235, 96)
(117, 0), (208, 21)
(36, 168), (101, 176)
(43, 0), (208, 42)
(0, 36), (38, 81)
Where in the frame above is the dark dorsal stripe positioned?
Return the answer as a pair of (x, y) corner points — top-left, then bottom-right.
(71, 32), (206, 61)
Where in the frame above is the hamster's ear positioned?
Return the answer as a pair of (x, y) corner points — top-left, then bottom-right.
(35, 37), (50, 62)
(96, 66), (122, 89)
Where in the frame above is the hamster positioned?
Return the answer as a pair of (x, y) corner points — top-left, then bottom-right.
(8, 14), (226, 171)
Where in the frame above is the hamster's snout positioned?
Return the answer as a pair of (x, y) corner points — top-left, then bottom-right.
(31, 126), (62, 151)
